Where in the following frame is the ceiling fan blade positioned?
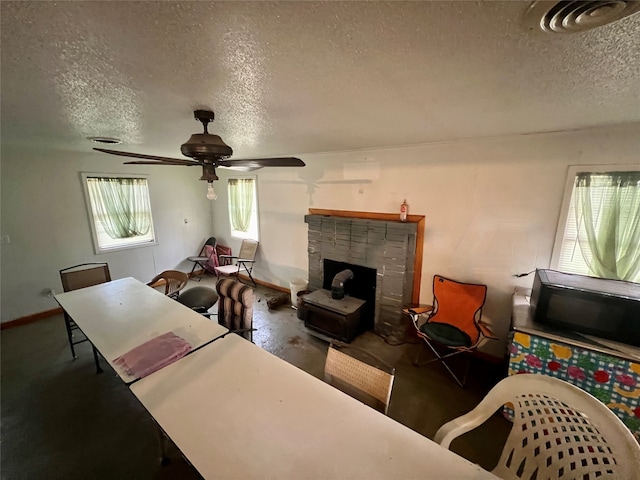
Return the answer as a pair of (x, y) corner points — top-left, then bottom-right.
(218, 157), (305, 168)
(93, 148), (198, 165)
(123, 160), (200, 166)
(223, 166), (263, 172)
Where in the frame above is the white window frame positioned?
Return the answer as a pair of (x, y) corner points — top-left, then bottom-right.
(550, 164), (640, 277)
(227, 175), (260, 241)
(81, 172), (158, 254)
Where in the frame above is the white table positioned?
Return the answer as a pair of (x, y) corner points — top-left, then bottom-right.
(54, 277), (228, 382)
(131, 334), (498, 479)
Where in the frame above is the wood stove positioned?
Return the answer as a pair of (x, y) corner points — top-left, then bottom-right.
(300, 289), (365, 342)
(299, 260), (375, 342)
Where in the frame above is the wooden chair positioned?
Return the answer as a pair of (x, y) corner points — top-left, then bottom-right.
(147, 270), (189, 299)
(403, 274), (497, 387)
(214, 239), (259, 287)
(186, 237), (217, 280)
(324, 343), (395, 415)
(59, 262), (111, 373)
(434, 374), (640, 480)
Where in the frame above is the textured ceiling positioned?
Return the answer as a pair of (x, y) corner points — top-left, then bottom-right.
(1, 1), (639, 160)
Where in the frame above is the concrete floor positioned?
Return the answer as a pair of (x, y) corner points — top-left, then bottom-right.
(1, 277), (512, 479)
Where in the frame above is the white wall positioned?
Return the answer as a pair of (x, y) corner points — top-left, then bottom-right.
(0, 145), (213, 323)
(211, 123), (640, 358)
(3, 124), (638, 357)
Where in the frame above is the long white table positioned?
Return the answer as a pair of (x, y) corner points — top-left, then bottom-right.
(54, 277), (228, 383)
(131, 333), (498, 479)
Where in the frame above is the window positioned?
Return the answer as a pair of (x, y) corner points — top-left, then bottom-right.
(81, 173), (157, 253)
(551, 165), (640, 283)
(227, 176), (259, 241)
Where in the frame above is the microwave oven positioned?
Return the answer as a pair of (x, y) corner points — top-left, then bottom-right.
(529, 269), (640, 347)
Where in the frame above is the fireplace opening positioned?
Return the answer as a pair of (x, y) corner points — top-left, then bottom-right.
(323, 259), (376, 331)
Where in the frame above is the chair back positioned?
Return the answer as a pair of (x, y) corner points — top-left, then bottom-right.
(216, 278), (254, 341)
(201, 237), (218, 266)
(149, 270), (188, 298)
(60, 263), (111, 292)
(429, 275), (487, 345)
(195, 236), (217, 256)
(435, 374), (640, 480)
(177, 286), (219, 314)
(324, 344), (395, 415)
(237, 239), (259, 260)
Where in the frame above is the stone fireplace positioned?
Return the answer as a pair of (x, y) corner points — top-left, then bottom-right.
(305, 210), (422, 341)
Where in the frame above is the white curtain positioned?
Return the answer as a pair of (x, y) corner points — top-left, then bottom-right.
(575, 172), (640, 282)
(87, 177), (152, 239)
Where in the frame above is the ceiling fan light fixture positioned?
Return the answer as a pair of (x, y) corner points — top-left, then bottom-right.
(206, 182), (218, 200)
(181, 133), (233, 159)
(87, 136), (122, 145)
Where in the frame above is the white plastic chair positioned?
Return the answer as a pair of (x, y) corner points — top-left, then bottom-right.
(434, 374), (640, 479)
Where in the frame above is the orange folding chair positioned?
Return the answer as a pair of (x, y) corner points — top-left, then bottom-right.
(403, 275), (497, 387)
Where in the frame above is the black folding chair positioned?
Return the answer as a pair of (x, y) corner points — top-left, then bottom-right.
(59, 263), (111, 373)
(186, 237), (218, 281)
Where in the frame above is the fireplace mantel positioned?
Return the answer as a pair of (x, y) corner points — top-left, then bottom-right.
(305, 209), (425, 340)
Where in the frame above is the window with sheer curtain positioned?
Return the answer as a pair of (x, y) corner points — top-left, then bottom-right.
(227, 176), (259, 241)
(551, 166), (640, 283)
(82, 173), (157, 253)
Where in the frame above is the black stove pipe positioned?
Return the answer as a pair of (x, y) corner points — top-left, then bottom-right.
(331, 269), (354, 300)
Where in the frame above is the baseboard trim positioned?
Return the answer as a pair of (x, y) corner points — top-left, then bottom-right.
(239, 275), (290, 294)
(189, 269), (206, 279)
(191, 264), (291, 295)
(0, 273), (291, 330)
(1, 307), (63, 330)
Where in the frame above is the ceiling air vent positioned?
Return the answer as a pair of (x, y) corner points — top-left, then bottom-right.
(525, 1), (640, 33)
(87, 136), (122, 145)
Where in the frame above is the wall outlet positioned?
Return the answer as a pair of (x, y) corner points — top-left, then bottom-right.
(1, 235), (10, 244)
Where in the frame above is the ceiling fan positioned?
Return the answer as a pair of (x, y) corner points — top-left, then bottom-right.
(93, 109), (305, 199)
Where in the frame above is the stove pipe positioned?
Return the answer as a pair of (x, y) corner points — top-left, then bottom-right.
(331, 269), (354, 300)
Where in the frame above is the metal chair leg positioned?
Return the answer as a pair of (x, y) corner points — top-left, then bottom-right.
(414, 340), (470, 387)
(188, 261), (201, 281)
(439, 357), (467, 388)
(92, 346), (103, 374)
(63, 313), (77, 359)
(156, 422), (171, 466)
(245, 271), (257, 287)
(238, 264), (257, 287)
